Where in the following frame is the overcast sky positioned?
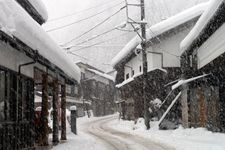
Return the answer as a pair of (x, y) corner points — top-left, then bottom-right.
(42, 0), (208, 72)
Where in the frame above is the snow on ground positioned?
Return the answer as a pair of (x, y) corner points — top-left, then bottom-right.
(53, 116), (107, 150)
(53, 131), (105, 150)
(108, 117), (225, 150)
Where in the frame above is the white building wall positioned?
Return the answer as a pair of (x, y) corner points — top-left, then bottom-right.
(124, 26), (193, 80)
(0, 41), (46, 78)
(124, 54), (143, 80)
(149, 28), (192, 68)
(197, 24), (225, 69)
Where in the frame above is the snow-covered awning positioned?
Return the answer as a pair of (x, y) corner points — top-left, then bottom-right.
(27, 0), (48, 21)
(87, 68), (115, 81)
(172, 74), (209, 90)
(0, 0), (81, 82)
(111, 2), (208, 67)
(116, 68), (167, 88)
(180, 0), (223, 52)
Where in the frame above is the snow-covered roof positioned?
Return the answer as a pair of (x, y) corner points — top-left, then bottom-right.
(27, 0), (48, 21)
(87, 68), (115, 81)
(0, 0), (81, 82)
(180, 0), (223, 52)
(111, 2), (209, 67)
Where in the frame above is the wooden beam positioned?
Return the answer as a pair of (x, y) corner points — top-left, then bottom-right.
(40, 73), (49, 146)
(61, 84), (67, 140)
(52, 79), (59, 145)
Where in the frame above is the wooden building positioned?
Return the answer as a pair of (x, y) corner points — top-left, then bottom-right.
(179, 0), (225, 132)
(0, 0), (81, 149)
(76, 62), (115, 117)
(111, 3), (208, 127)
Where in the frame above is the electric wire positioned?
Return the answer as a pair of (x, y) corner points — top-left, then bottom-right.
(48, 0), (123, 22)
(68, 32), (129, 52)
(63, 6), (126, 46)
(46, 1), (124, 32)
(68, 28), (117, 47)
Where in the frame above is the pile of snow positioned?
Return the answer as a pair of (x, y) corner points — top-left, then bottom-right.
(111, 2), (209, 67)
(180, 0), (223, 52)
(27, 0), (48, 21)
(109, 118), (225, 150)
(70, 106), (77, 111)
(0, 0), (81, 81)
(87, 68), (115, 81)
(151, 98), (162, 108)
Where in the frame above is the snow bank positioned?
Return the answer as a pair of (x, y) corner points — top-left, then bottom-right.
(0, 0), (81, 82)
(111, 2), (209, 67)
(87, 68), (115, 81)
(27, 0), (48, 21)
(109, 117), (225, 150)
(180, 0), (223, 52)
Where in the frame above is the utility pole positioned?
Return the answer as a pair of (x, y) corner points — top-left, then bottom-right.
(125, 0), (150, 129)
(140, 0), (150, 130)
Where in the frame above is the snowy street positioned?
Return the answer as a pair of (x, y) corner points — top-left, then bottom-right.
(53, 114), (225, 150)
(79, 115), (173, 150)
(54, 115), (174, 150)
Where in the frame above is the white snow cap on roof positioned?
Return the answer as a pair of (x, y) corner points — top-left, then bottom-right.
(87, 68), (115, 81)
(180, 0), (223, 52)
(111, 2), (209, 67)
(0, 0), (81, 82)
(27, 0), (48, 21)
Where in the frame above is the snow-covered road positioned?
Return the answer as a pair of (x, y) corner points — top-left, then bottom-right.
(80, 115), (174, 150)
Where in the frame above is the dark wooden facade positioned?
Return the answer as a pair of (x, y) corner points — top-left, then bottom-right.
(180, 1), (225, 132)
(77, 62), (115, 117)
(181, 53), (225, 132)
(82, 78), (115, 117)
(0, 66), (35, 149)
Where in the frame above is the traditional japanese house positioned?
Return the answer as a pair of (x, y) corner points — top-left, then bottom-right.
(179, 0), (225, 132)
(111, 3), (208, 126)
(76, 62), (116, 117)
(0, 0), (81, 149)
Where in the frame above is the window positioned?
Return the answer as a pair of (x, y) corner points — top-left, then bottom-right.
(126, 73), (130, 79)
(132, 70), (135, 76)
(139, 66), (142, 72)
(74, 85), (79, 95)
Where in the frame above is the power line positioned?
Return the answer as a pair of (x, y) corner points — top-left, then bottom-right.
(46, 1), (124, 32)
(68, 52), (113, 67)
(68, 28), (116, 47)
(63, 6), (126, 46)
(48, 0), (123, 22)
(68, 32), (129, 52)
(64, 22), (134, 48)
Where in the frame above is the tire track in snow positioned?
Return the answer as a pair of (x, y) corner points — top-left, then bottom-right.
(81, 115), (174, 150)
